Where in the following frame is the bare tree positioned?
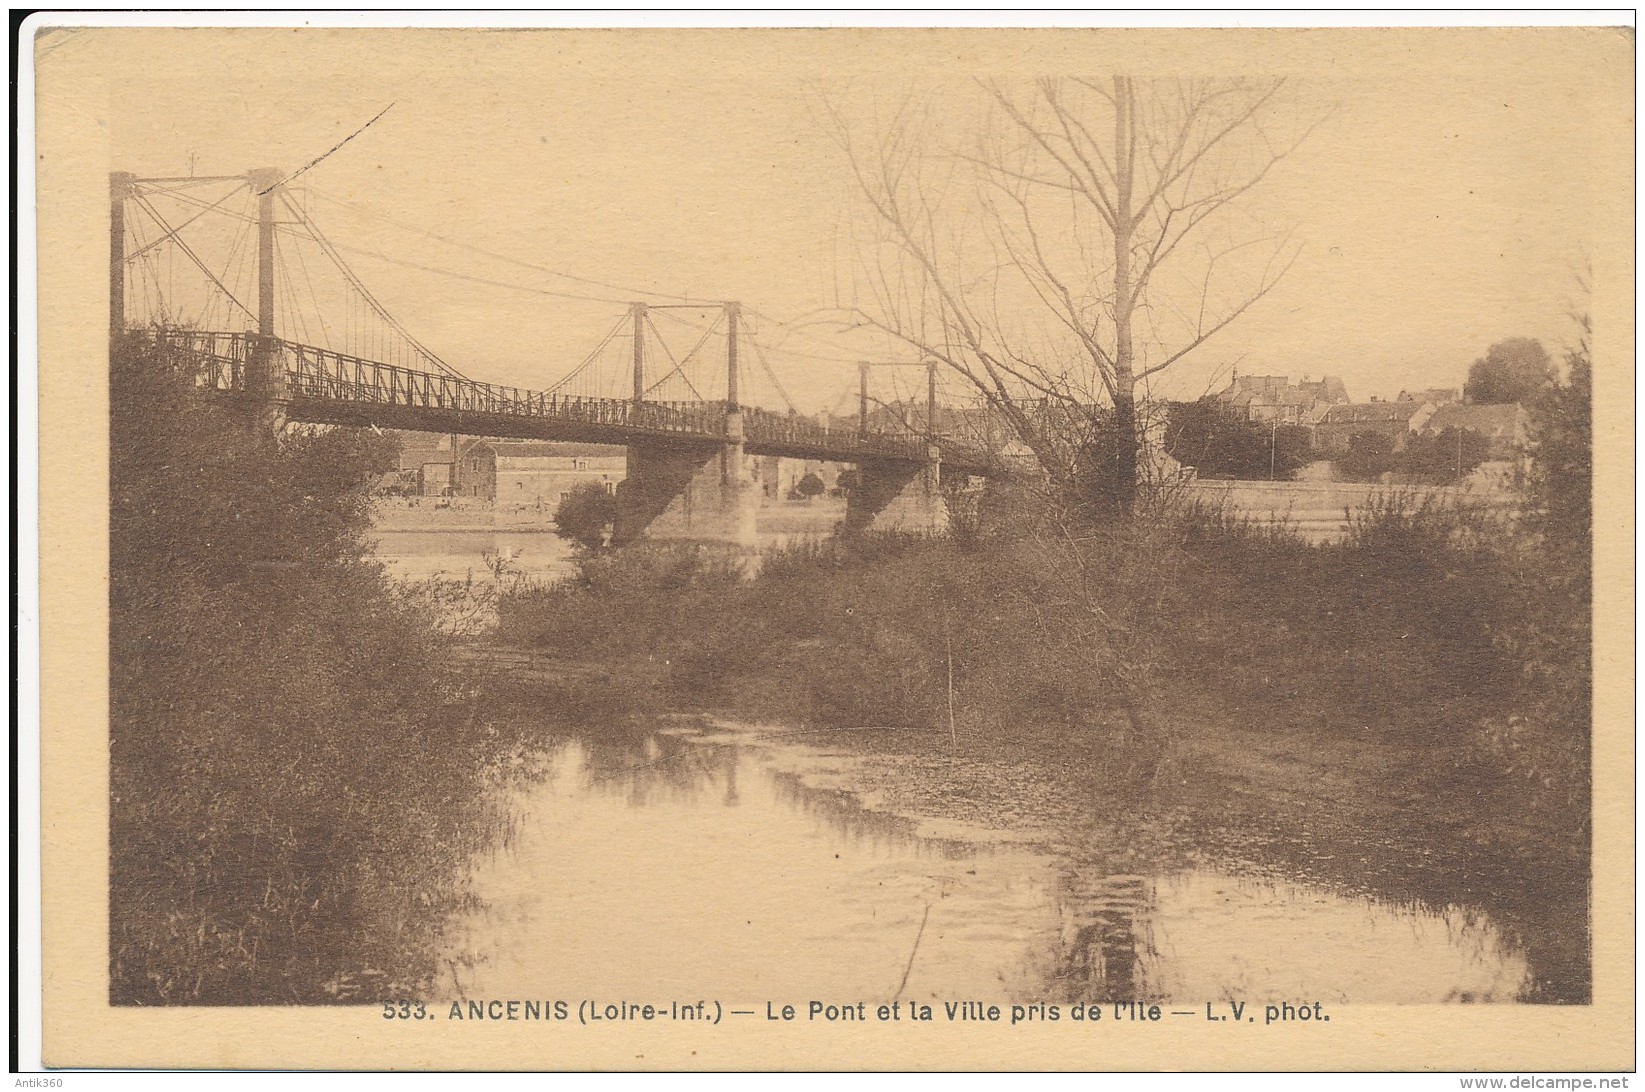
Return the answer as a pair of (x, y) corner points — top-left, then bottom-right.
(823, 76), (1319, 517)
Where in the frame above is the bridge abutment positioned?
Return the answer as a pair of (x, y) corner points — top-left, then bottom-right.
(844, 449), (949, 536)
(614, 432), (759, 549)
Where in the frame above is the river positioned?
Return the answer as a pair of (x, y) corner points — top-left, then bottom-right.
(435, 719), (1541, 1006)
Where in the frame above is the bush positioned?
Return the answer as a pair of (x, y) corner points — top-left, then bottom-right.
(1399, 427), (1490, 483)
(1162, 399), (1312, 480)
(1476, 332), (1592, 830)
(553, 481), (617, 550)
(1336, 430), (1396, 482)
(109, 332), (512, 1004)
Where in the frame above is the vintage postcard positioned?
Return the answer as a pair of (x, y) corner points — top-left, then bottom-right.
(29, 18), (1634, 1073)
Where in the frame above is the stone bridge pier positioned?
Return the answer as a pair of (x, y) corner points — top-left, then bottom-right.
(843, 448), (949, 536)
(613, 413), (759, 549)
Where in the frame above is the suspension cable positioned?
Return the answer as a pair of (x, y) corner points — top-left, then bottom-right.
(748, 335), (798, 414)
(280, 190), (467, 378)
(132, 193), (256, 324)
(642, 312), (712, 400)
(304, 185), (713, 306)
(126, 181), (250, 262)
(543, 314), (628, 395)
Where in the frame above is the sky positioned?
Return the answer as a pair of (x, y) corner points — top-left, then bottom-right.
(40, 24), (1631, 414)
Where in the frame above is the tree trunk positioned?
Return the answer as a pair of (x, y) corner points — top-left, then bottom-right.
(1110, 76), (1138, 519)
(1111, 389), (1138, 517)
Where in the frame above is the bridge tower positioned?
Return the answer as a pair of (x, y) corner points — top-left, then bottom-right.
(109, 172), (136, 348)
(614, 300), (759, 548)
(110, 166), (289, 435)
(245, 167), (290, 435)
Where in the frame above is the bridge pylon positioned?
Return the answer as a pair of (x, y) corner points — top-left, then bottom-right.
(611, 300), (760, 549)
(613, 438), (759, 549)
(844, 445), (948, 536)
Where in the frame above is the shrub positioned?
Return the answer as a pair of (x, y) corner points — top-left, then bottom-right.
(1162, 399), (1313, 480)
(109, 332), (512, 1004)
(553, 481), (617, 550)
(1336, 430), (1396, 481)
(1399, 426), (1490, 483)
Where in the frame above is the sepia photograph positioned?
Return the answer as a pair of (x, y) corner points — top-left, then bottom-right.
(29, 17), (1633, 1074)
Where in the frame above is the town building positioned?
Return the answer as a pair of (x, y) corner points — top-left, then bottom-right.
(386, 431), (457, 495)
(1214, 374), (1351, 425)
(468, 441), (626, 507)
(1420, 403), (1530, 461)
(1397, 387), (1461, 406)
(758, 456), (843, 500)
(382, 430), (626, 502)
(1312, 400), (1437, 454)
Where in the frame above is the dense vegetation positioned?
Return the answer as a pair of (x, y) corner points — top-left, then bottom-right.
(1161, 399), (1313, 480)
(499, 489), (1585, 839)
(1335, 425), (1492, 483)
(109, 336), (520, 1004)
(1465, 336), (1556, 406)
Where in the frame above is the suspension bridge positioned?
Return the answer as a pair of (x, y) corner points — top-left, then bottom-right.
(112, 168), (998, 545)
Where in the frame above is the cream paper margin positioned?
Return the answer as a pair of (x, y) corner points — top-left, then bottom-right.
(34, 23), (1635, 1072)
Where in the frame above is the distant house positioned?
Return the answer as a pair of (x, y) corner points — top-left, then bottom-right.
(466, 441), (626, 506)
(1313, 400), (1437, 454)
(1214, 373), (1351, 426)
(418, 461), (454, 496)
(381, 433), (634, 504)
(1296, 375), (1352, 407)
(384, 430), (458, 495)
(1420, 403), (1529, 460)
(1397, 387), (1461, 406)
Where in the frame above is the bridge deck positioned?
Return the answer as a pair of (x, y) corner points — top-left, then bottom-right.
(143, 328), (994, 473)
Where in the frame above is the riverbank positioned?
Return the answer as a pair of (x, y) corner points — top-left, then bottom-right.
(489, 496), (1591, 1001)
(371, 494), (848, 535)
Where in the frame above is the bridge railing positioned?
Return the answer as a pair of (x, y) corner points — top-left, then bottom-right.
(142, 327), (250, 392)
(145, 328), (728, 437)
(281, 340), (733, 437)
(740, 405), (927, 461)
(140, 326), (998, 471)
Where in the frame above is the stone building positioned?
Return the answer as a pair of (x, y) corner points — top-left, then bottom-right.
(468, 441), (626, 507)
(1215, 374), (1351, 425)
(1420, 403), (1529, 460)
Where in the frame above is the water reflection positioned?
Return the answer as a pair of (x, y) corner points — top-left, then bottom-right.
(1052, 870), (1529, 1003)
(439, 723), (1534, 1005)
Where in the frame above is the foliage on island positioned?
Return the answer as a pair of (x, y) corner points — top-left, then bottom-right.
(109, 334), (519, 1005)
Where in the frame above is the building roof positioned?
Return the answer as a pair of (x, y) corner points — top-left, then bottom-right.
(1398, 387), (1460, 405)
(1222, 375), (1291, 398)
(388, 429), (452, 469)
(1423, 403), (1526, 440)
(1319, 401), (1432, 425)
(1217, 373), (1350, 409)
(1297, 375), (1351, 404)
(480, 441), (625, 459)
